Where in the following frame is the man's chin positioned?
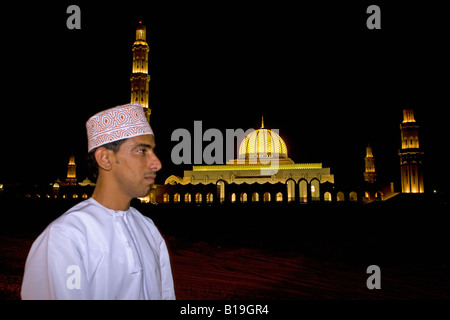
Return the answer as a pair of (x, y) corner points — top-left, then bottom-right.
(136, 185), (153, 199)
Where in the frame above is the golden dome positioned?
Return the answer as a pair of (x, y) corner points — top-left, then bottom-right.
(238, 119), (288, 159)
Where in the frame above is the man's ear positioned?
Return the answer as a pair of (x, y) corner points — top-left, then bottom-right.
(94, 147), (113, 171)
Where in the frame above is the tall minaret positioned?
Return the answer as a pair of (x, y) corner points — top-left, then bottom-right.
(399, 109), (424, 193)
(130, 21), (151, 122)
(66, 154), (77, 186)
(364, 144), (376, 183)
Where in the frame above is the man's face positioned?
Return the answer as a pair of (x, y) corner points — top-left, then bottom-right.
(110, 134), (161, 199)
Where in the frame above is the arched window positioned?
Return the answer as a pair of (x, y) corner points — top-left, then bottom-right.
(324, 192), (332, 202)
(337, 191), (345, 202)
(195, 193), (202, 203)
(217, 181), (225, 203)
(311, 179), (320, 201)
(263, 192), (271, 203)
(173, 193), (180, 203)
(252, 192), (259, 202)
(163, 193), (170, 203)
(375, 191), (383, 201)
(240, 192), (247, 203)
(299, 180), (308, 203)
(230, 193), (236, 203)
(286, 179), (296, 202)
(349, 191), (358, 202)
(206, 193), (214, 203)
(276, 192), (283, 202)
(184, 193), (192, 203)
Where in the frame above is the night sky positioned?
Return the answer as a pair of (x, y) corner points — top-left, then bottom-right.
(0, 2), (448, 194)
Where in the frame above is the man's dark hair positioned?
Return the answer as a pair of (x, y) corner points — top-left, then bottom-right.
(87, 138), (127, 181)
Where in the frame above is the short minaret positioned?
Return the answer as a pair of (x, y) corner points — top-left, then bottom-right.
(399, 109), (424, 193)
(130, 21), (151, 122)
(364, 144), (376, 183)
(66, 154), (77, 186)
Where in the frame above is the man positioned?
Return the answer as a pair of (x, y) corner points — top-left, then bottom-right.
(21, 103), (175, 300)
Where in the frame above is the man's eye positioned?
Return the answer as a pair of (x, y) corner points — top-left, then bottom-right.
(138, 149), (147, 154)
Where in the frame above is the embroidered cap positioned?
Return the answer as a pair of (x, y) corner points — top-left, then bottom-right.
(86, 103), (153, 152)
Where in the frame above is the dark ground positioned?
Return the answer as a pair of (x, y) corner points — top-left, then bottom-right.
(1, 195), (449, 300)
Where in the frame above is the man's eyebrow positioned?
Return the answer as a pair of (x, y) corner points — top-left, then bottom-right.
(131, 143), (154, 150)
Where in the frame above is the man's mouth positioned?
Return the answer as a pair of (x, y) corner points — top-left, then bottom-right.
(144, 175), (156, 181)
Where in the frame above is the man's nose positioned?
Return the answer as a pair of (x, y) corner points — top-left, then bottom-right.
(150, 154), (162, 172)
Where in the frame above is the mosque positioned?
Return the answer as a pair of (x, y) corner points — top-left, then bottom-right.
(157, 119), (335, 204)
(146, 107), (424, 204)
(148, 109), (423, 205)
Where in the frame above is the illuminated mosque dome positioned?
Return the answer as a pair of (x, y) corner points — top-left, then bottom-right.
(238, 118), (288, 159)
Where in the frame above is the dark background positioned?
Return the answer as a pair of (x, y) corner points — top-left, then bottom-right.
(1, 1), (448, 195)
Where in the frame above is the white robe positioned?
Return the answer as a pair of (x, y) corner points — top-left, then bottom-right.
(21, 198), (175, 300)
